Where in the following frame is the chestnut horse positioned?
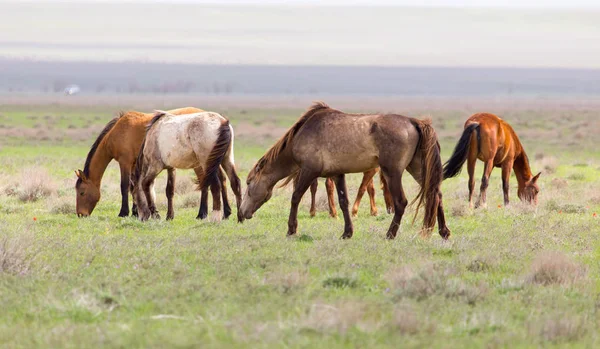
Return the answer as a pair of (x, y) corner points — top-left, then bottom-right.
(239, 102), (450, 240)
(75, 107), (230, 218)
(443, 112), (540, 208)
(303, 169), (393, 218)
(133, 111), (242, 222)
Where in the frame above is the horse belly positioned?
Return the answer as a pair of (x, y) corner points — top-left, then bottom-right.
(157, 130), (200, 169)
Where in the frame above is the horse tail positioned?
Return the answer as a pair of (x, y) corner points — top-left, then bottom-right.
(199, 119), (232, 191)
(443, 123), (479, 179)
(410, 119), (443, 233)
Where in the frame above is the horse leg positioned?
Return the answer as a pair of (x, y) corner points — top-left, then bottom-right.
(165, 169), (176, 220)
(220, 155), (243, 222)
(209, 174), (223, 222)
(118, 161), (131, 217)
(351, 169), (376, 217)
(380, 171), (394, 214)
(129, 162), (139, 217)
(436, 191), (451, 239)
(309, 179), (318, 217)
(501, 159), (513, 206)
(382, 170), (408, 240)
(325, 177), (338, 218)
(193, 167), (209, 219)
(333, 174), (354, 239)
(287, 170), (317, 236)
(367, 177), (377, 216)
(467, 152), (477, 209)
(141, 166), (162, 221)
(476, 159), (494, 209)
(219, 168), (232, 219)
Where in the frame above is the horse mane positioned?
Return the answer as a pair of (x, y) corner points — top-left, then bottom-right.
(132, 111), (169, 185)
(76, 112), (123, 186)
(251, 102), (330, 179)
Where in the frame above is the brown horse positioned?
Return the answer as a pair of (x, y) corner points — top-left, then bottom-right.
(304, 169), (394, 218)
(443, 112), (541, 208)
(75, 107), (230, 218)
(239, 102), (450, 240)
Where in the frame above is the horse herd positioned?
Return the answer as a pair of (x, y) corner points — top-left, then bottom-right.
(75, 102), (541, 240)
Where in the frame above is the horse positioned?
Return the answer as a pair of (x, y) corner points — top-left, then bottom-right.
(303, 169), (394, 218)
(239, 102), (450, 240)
(443, 112), (541, 208)
(132, 111), (242, 222)
(75, 107), (231, 218)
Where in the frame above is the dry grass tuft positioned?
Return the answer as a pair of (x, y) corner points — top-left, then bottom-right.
(15, 167), (56, 202)
(391, 306), (435, 335)
(550, 178), (568, 189)
(265, 270), (308, 293)
(300, 302), (377, 334)
(530, 316), (588, 343)
(525, 251), (586, 286)
(540, 156), (558, 174)
(567, 173), (586, 181)
(451, 201), (468, 217)
(48, 196), (75, 215)
(0, 230), (36, 275)
(387, 264), (487, 304)
(175, 175), (195, 195)
(177, 193), (199, 209)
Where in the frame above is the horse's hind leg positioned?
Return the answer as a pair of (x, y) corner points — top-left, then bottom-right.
(309, 179), (318, 217)
(476, 159), (494, 209)
(381, 169), (408, 240)
(141, 165), (162, 221)
(287, 170), (318, 236)
(436, 192), (451, 239)
(333, 174), (354, 239)
(325, 178), (338, 218)
(219, 168), (232, 219)
(467, 148), (477, 208)
(165, 169), (176, 220)
(118, 161), (131, 217)
(352, 169), (377, 217)
(380, 171), (394, 214)
(220, 153), (243, 222)
(209, 174), (223, 222)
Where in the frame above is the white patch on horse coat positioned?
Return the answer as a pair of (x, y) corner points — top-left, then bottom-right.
(155, 112), (222, 170)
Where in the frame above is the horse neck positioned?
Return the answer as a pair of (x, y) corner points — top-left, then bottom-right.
(88, 142), (113, 188)
(513, 150), (532, 189)
(264, 149), (298, 187)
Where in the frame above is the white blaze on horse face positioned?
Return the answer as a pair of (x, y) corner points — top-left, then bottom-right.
(155, 113), (221, 170)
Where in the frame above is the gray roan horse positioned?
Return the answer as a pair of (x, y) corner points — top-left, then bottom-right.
(133, 111), (242, 222)
(239, 102), (451, 240)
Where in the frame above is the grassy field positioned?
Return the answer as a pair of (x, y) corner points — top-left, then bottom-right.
(1, 97), (600, 348)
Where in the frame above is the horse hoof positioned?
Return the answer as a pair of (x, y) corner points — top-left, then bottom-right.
(166, 215), (174, 221)
(209, 210), (223, 223)
(197, 212), (208, 220)
(118, 211), (129, 218)
(385, 233), (396, 240)
(340, 233), (353, 239)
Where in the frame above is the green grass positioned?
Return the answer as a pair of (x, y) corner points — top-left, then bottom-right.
(1, 103), (600, 348)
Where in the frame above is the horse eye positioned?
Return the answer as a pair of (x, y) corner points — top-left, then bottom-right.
(80, 192), (85, 196)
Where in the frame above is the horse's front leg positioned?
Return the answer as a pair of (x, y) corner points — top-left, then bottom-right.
(220, 156), (243, 222)
(165, 169), (176, 220)
(287, 171), (317, 236)
(118, 162), (131, 217)
(333, 174), (354, 239)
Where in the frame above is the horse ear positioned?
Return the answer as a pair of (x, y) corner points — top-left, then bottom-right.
(75, 169), (86, 180)
(532, 172), (541, 183)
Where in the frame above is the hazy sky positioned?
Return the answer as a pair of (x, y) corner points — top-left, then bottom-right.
(5, 0), (600, 7)
(1, 2), (598, 68)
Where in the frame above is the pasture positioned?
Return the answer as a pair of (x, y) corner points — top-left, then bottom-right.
(1, 96), (599, 348)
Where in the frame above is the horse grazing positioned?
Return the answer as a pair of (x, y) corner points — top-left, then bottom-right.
(75, 107), (231, 218)
(443, 112), (541, 208)
(133, 111), (242, 222)
(302, 169), (393, 218)
(239, 102), (450, 240)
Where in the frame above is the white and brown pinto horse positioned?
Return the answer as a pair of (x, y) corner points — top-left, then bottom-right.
(133, 111), (242, 222)
(239, 102), (450, 240)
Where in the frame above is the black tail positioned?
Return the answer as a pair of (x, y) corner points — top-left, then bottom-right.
(442, 123), (480, 179)
(198, 121), (232, 191)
